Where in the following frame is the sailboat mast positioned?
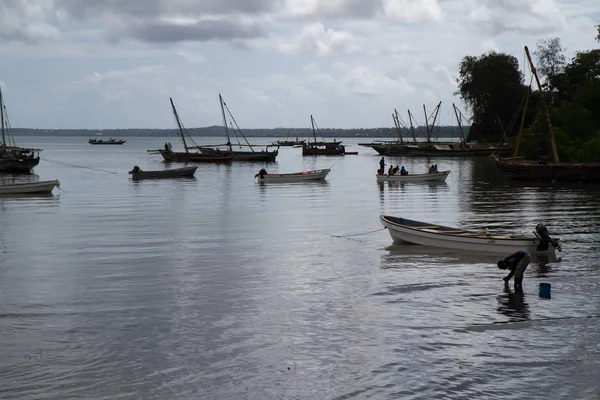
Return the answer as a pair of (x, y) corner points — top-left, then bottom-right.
(170, 97), (188, 153)
(513, 87), (531, 157)
(393, 109), (404, 144)
(219, 94), (232, 151)
(310, 115), (317, 143)
(408, 110), (417, 142)
(0, 87), (5, 146)
(452, 103), (466, 142)
(524, 46), (559, 163)
(423, 104), (431, 144)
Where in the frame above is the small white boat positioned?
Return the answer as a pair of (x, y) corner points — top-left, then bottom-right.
(380, 215), (561, 255)
(255, 168), (331, 183)
(376, 170), (450, 183)
(0, 180), (59, 194)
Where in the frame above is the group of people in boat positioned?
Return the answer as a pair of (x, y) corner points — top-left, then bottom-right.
(163, 143), (173, 152)
(378, 157), (442, 176)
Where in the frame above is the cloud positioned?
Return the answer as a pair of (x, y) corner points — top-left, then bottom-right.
(463, 0), (567, 35)
(0, 0), (59, 43)
(278, 23), (357, 55)
(122, 17), (268, 43)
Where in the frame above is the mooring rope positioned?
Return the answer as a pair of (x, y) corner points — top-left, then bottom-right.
(331, 227), (386, 238)
(41, 158), (118, 174)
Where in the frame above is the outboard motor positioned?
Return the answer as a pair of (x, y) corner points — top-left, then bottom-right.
(535, 223), (562, 252)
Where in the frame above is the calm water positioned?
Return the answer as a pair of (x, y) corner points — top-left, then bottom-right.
(1, 136), (600, 399)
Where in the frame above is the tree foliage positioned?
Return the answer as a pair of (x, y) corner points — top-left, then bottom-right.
(520, 49), (600, 162)
(534, 38), (566, 87)
(455, 51), (524, 142)
(596, 21), (600, 42)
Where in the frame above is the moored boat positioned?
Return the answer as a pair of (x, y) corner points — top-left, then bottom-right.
(0, 180), (59, 194)
(89, 137), (126, 145)
(302, 115), (345, 156)
(254, 167), (331, 183)
(198, 94), (279, 162)
(0, 86), (41, 173)
(128, 165), (197, 180)
(380, 216), (561, 255)
(376, 170), (450, 183)
(147, 98), (232, 164)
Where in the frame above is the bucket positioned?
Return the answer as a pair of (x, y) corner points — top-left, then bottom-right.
(539, 282), (551, 299)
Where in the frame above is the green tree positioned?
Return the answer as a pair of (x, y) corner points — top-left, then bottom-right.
(455, 51), (524, 142)
(534, 38), (566, 87)
(596, 21), (600, 42)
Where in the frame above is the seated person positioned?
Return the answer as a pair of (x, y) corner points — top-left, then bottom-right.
(400, 166), (408, 176)
(388, 166), (394, 175)
(392, 166), (399, 175)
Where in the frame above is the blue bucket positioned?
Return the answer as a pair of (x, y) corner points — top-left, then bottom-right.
(539, 282), (551, 299)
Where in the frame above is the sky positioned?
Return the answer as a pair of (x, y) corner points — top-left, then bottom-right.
(0, 0), (599, 130)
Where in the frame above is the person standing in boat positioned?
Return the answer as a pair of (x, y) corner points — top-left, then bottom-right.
(379, 157), (386, 172)
(497, 250), (532, 291)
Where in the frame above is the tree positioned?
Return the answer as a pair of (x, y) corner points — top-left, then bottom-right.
(455, 51), (524, 142)
(596, 21), (600, 42)
(534, 38), (566, 86)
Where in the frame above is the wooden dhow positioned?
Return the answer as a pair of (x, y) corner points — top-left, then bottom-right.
(491, 46), (600, 182)
(0, 86), (41, 173)
(147, 98), (232, 163)
(198, 94), (279, 162)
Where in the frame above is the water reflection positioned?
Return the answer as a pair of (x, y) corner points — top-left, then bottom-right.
(497, 285), (530, 321)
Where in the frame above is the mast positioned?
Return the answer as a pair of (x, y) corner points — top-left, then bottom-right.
(423, 104), (430, 144)
(408, 110), (417, 142)
(0, 87), (5, 146)
(452, 103), (466, 142)
(170, 97), (188, 153)
(393, 109), (404, 144)
(513, 87), (531, 157)
(219, 93), (232, 152)
(310, 114), (317, 143)
(524, 45), (559, 163)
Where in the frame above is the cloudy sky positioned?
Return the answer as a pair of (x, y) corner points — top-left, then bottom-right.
(0, 0), (598, 129)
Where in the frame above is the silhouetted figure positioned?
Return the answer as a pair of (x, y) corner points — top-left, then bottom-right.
(497, 250), (532, 291)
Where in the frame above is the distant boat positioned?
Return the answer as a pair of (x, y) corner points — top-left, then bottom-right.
(89, 136), (126, 145)
(0, 180), (59, 194)
(198, 94), (279, 162)
(147, 98), (232, 164)
(254, 167), (331, 183)
(376, 170), (450, 183)
(380, 216), (561, 255)
(128, 165), (197, 180)
(0, 86), (42, 173)
(302, 115), (346, 156)
(273, 131), (306, 146)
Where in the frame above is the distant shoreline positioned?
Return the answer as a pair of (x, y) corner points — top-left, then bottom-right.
(11, 125), (470, 139)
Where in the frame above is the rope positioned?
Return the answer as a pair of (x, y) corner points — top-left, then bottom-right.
(41, 158), (118, 174)
(331, 227), (386, 238)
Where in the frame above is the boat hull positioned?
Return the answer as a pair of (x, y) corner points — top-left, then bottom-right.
(159, 150), (232, 163)
(0, 180), (59, 194)
(201, 148), (278, 162)
(89, 139), (126, 145)
(380, 215), (558, 255)
(130, 166), (197, 180)
(302, 142), (345, 156)
(0, 157), (40, 173)
(376, 170), (450, 182)
(361, 142), (512, 157)
(491, 155), (600, 182)
(257, 168), (330, 183)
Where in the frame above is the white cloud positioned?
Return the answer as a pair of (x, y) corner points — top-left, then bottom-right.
(383, 0), (443, 22)
(278, 23), (357, 55)
(0, 0), (59, 43)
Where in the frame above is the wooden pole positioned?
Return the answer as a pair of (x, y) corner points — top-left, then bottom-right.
(169, 97), (188, 153)
(524, 46), (559, 163)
